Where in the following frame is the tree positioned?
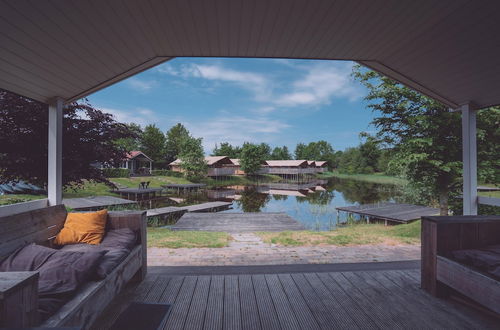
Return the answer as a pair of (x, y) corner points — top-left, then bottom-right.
(295, 143), (306, 159)
(114, 123), (142, 151)
(270, 146), (292, 160)
(353, 64), (500, 215)
(212, 142), (241, 158)
(178, 136), (207, 180)
(165, 123), (190, 163)
(141, 124), (166, 165)
(0, 90), (137, 187)
(240, 143), (265, 175)
(258, 143), (272, 159)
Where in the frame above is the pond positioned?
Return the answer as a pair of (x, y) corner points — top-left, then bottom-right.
(139, 177), (403, 231)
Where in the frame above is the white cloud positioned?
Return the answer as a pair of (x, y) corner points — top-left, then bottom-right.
(100, 107), (157, 127)
(185, 115), (291, 152)
(274, 62), (362, 107)
(157, 63), (272, 102)
(126, 78), (156, 91)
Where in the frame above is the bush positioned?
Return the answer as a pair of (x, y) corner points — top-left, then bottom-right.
(151, 169), (183, 177)
(102, 168), (130, 178)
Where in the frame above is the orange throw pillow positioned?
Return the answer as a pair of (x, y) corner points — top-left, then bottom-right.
(54, 209), (108, 245)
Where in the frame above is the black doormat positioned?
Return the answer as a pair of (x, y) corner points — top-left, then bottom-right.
(110, 302), (171, 330)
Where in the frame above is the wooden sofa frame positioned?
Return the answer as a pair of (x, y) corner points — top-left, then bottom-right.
(0, 205), (147, 329)
(421, 215), (500, 314)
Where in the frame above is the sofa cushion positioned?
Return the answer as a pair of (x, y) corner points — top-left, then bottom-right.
(100, 228), (137, 250)
(0, 243), (105, 295)
(60, 243), (129, 279)
(452, 244), (500, 280)
(54, 209), (108, 245)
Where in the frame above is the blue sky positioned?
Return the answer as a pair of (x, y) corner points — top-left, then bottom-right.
(88, 58), (375, 154)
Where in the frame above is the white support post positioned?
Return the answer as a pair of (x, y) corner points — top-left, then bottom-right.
(461, 103), (478, 215)
(48, 98), (64, 206)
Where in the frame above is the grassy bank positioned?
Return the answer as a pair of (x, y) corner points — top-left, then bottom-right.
(257, 220), (421, 246)
(147, 228), (231, 248)
(319, 171), (407, 185)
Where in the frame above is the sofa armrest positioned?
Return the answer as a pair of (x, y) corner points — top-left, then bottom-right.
(107, 211), (147, 280)
(421, 215), (500, 296)
(0, 271), (39, 328)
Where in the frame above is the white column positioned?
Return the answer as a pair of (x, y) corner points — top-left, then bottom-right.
(461, 103), (478, 215)
(48, 98), (64, 206)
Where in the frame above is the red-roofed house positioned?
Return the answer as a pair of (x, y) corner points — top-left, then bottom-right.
(120, 151), (153, 176)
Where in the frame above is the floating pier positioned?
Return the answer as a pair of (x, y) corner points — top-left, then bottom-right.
(171, 212), (305, 232)
(146, 201), (233, 218)
(63, 196), (136, 211)
(336, 202), (440, 224)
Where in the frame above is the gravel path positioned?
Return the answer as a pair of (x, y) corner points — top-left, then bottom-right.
(148, 233), (420, 266)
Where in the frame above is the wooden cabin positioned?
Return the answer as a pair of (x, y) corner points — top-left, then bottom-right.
(315, 161), (328, 173)
(169, 156), (236, 177)
(259, 160), (316, 177)
(229, 159), (245, 175)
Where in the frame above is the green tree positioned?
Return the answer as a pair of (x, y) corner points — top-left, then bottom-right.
(295, 143), (306, 159)
(178, 136), (207, 180)
(140, 124), (166, 166)
(353, 64), (500, 215)
(165, 123), (190, 163)
(212, 142), (242, 158)
(114, 123), (142, 152)
(270, 146), (292, 160)
(240, 143), (265, 175)
(258, 143), (272, 159)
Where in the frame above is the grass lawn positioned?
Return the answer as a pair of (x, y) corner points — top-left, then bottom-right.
(257, 220), (421, 246)
(147, 228), (231, 248)
(318, 171), (408, 185)
(478, 183), (500, 198)
(0, 194), (45, 205)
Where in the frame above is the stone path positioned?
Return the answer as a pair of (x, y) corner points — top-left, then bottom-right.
(148, 233), (420, 266)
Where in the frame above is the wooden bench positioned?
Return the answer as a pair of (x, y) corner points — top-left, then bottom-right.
(0, 205), (147, 329)
(421, 215), (500, 314)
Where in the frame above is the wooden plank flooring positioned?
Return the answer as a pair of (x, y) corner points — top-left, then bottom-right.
(93, 268), (498, 329)
(171, 212), (305, 232)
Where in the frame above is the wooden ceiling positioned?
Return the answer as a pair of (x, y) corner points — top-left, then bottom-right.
(1, 0), (499, 108)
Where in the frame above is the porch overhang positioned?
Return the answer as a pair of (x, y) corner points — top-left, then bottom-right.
(0, 0), (498, 214)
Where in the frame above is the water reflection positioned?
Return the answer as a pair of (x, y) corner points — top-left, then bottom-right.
(135, 177), (403, 230)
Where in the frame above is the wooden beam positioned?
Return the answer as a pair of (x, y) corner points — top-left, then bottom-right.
(48, 97), (64, 206)
(461, 103), (478, 215)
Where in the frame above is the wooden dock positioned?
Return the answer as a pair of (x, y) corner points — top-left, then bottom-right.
(336, 202), (439, 224)
(62, 196), (136, 211)
(146, 202), (233, 218)
(171, 212), (306, 232)
(114, 188), (163, 201)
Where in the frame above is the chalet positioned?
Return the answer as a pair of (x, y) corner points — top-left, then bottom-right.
(121, 151), (153, 176)
(259, 160), (316, 178)
(229, 159), (245, 175)
(94, 151), (153, 176)
(169, 156), (236, 177)
(315, 161), (328, 173)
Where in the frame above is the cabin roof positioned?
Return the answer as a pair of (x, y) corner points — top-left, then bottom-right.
(125, 151), (152, 162)
(265, 160), (309, 167)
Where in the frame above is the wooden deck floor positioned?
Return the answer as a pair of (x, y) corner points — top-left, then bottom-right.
(93, 266), (496, 329)
(171, 212), (305, 232)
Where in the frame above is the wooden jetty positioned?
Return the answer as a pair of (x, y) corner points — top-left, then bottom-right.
(162, 183), (206, 194)
(114, 188), (163, 201)
(336, 202), (439, 224)
(146, 201), (233, 218)
(63, 196), (136, 211)
(171, 212), (305, 232)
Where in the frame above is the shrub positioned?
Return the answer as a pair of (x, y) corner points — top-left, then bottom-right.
(151, 169), (183, 177)
(102, 168), (130, 178)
